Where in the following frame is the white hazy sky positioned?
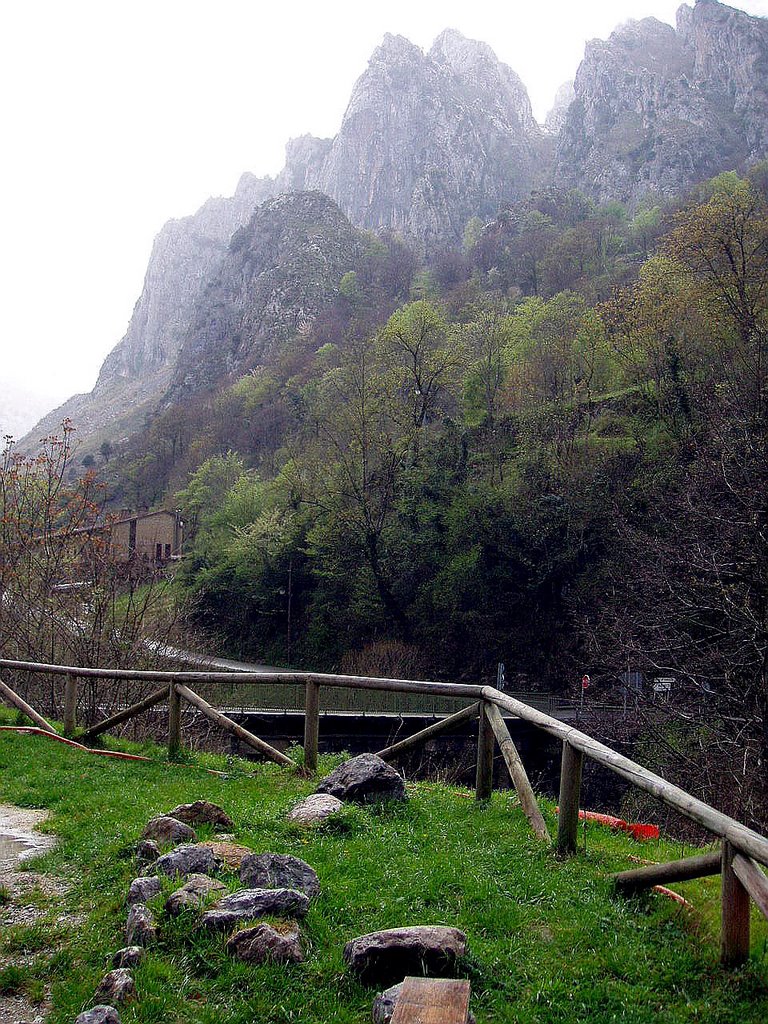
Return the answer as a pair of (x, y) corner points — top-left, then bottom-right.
(2, 0), (768, 409)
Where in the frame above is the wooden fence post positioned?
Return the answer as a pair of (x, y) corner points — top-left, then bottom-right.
(485, 702), (550, 843)
(168, 682), (181, 757)
(0, 675), (57, 734)
(63, 674), (78, 737)
(475, 701), (494, 801)
(304, 680), (320, 774)
(557, 740), (583, 857)
(721, 839), (750, 966)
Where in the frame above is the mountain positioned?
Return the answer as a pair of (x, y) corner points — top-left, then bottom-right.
(168, 191), (364, 398)
(282, 29), (543, 247)
(0, 382), (59, 444)
(553, 1), (768, 203)
(22, 4), (768, 454)
(27, 172), (277, 450)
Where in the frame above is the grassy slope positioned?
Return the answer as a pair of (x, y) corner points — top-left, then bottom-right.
(0, 717), (767, 1024)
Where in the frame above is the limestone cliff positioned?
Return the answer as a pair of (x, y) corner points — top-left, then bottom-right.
(24, 173), (277, 450)
(554, 2), (768, 204)
(285, 29), (542, 248)
(169, 192), (363, 397)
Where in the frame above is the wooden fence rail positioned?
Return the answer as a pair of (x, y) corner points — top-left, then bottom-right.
(1, 656), (767, 966)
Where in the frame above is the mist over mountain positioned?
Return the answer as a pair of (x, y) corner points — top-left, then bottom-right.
(23, 0), (768, 453)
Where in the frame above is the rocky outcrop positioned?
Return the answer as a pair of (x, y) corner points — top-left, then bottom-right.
(285, 29), (541, 248)
(23, 5), (768, 454)
(20, 172), (275, 451)
(168, 191), (364, 397)
(554, 2), (768, 205)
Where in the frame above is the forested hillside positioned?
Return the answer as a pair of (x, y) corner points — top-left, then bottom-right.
(95, 168), (764, 765)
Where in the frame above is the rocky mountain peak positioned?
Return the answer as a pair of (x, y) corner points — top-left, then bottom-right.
(553, 0), (767, 205)
(370, 33), (424, 66)
(279, 27), (541, 247)
(169, 191), (363, 397)
(429, 28), (539, 134)
(544, 80), (576, 135)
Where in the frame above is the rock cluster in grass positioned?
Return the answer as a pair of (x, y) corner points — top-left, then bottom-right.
(76, 790), (472, 1023)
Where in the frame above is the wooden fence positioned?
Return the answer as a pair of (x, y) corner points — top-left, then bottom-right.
(1, 656), (767, 967)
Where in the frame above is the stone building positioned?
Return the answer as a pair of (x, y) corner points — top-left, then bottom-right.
(110, 510), (184, 566)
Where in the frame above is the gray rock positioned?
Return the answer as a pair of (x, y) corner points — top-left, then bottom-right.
(240, 853), (320, 898)
(127, 876), (161, 905)
(125, 903), (157, 947)
(112, 946), (144, 968)
(226, 922), (303, 964)
(200, 888), (309, 931)
(284, 29), (540, 247)
(372, 982), (476, 1024)
(94, 969), (135, 1005)
(316, 754), (406, 804)
(167, 800), (234, 830)
(165, 873), (227, 915)
(135, 839), (160, 864)
(344, 926), (467, 986)
(23, 172), (276, 451)
(141, 815), (196, 845)
(287, 793), (344, 826)
(75, 1008), (120, 1024)
(153, 843), (217, 880)
(553, 3), (768, 205)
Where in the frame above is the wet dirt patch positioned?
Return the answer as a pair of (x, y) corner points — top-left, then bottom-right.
(0, 805), (65, 1024)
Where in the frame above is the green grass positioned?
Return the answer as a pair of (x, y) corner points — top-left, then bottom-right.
(0, 713), (766, 1023)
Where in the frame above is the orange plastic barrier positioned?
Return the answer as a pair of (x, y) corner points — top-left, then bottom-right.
(555, 806), (659, 841)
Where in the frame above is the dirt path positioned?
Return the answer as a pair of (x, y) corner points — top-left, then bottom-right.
(0, 805), (65, 1024)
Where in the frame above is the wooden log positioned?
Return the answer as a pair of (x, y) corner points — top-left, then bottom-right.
(557, 740), (584, 857)
(482, 686), (768, 867)
(175, 683), (296, 768)
(0, 657), (484, 700)
(613, 851), (722, 895)
(721, 840), (751, 966)
(303, 680), (320, 773)
(63, 674), (78, 737)
(390, 977), (470, 1024)
(0, 675), (56, 733)
(475, 702), (494, 802)
(168, 681), (182, 757)
(485, 703), (550, 843)
(82, 685), (171, 741)
(376, 703), (480, 762)
(733, 853), (768, 920)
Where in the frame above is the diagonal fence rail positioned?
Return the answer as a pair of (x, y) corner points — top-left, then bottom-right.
(1, 656), (767, 967)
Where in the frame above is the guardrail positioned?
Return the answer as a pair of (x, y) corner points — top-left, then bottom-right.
(0, 656), (766, 967)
